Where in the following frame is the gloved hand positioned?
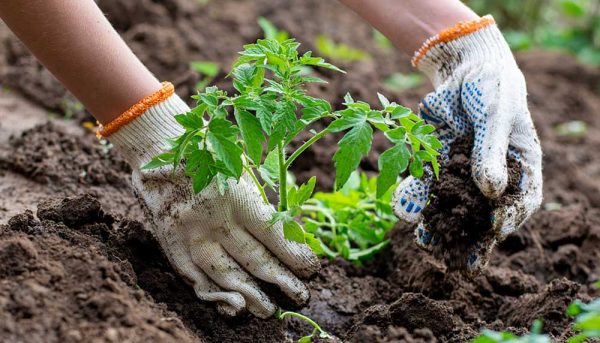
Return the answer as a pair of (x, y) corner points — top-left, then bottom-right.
(103, 84), (320, 318)
(392, 16), (542, 273)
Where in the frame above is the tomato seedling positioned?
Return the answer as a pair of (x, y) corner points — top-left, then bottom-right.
(143, 36), (441, 251)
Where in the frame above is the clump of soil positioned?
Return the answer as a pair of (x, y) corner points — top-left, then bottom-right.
(422, 137), (521, 271)
(0, 205), (197, 342)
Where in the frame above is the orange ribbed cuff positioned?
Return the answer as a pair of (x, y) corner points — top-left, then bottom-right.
(412, 16), (496, 68)
(96, 81), (175, 138)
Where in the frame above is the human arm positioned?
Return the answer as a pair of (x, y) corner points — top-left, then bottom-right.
(338, 0), (479, 55)
(0, 0), (161, 123)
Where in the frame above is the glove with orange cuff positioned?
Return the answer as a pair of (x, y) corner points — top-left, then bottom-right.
(99, 82), (319, 318)
(392, 16), (543, 274)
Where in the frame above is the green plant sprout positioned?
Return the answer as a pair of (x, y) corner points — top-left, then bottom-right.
(276, 308), (332, 343)
(315, 35), (371, 62)
(258, 17), (289, 43)
(301, 172), (398, 263)
(383, 72), (425, 92)
(566, 288), (600, 343)
(373, 29), (393, 50)
(472, 281), (600, 343)
(190, 61), (220, 91)
(143, 36), (440, 251)
(472, 320), (551, 343)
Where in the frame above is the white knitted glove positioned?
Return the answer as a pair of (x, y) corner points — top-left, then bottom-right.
(392, 16), (542, 272)
(109, 93), (320, 318)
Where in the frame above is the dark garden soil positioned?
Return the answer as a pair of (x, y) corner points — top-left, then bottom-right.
(421, 137), (522, 272)
(1, 0), (600, 342)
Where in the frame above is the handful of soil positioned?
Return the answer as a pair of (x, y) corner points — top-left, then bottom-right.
(422, 136), (521, 273)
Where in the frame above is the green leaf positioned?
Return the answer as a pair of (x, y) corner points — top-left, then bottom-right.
(377, 144), (410, 198)
(190, 150), (216, 193)
(328, 110), (367, 132)
(190, 61), (219, 77)
(390, 105), (413, 119)
(409, 156), (424, 178)
(377, 92), (390, 108)
(343, 93), (354, 104)
(207, 118), (243, 178)
(258, 150), (279, 188)
(141, 152), (174, 170)
(333, 122), (373, 190)
(298, 335), (313, 343)
(267, 123), (286, 151)
(234, 109), (265, 165)
(348, 240), (389, 261)
(385, 127), (407, 143)
(296, 176), (316, 206)
(273, 99), (297, 131)
(304, 233), (325, 255)
(175, 112), (204, 129)
(283, 220), (305, 243)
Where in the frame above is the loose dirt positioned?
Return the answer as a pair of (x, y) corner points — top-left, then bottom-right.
(421, 137), (522, 272)
(1, 0), (599, 342)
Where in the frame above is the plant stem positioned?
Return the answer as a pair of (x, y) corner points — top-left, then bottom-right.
(301, 204), (337, 239)
(284, 128), (329, 169)
(242, 164), (269, 205)
(277, 310), (331, 339)
(278, 141), (287, 211)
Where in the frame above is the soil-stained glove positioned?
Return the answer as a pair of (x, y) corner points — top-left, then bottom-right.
(100, 83), (320, 318)
(392, 16), (542, 273)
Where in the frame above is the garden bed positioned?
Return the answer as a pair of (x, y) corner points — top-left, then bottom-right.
(1, 0), (599, 342)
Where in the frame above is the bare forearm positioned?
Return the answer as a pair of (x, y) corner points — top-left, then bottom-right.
(339, 0), (479, 55)
(0, 0), (161, 123)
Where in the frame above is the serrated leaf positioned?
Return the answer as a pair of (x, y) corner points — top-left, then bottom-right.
(296, 176), (316, 206)
(273, 99), (297, 131)
(333, 122), (373, 190)
(283, 220), (305, 243)
(377, 144), (410, 198)
(328, 110), (366, 132)
(207, 118), (243, 178)
(234, 109), (265, 165)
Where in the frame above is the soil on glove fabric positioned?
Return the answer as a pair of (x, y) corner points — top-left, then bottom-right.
(421, 137), (522, 272)
(1, 0), (600, 342)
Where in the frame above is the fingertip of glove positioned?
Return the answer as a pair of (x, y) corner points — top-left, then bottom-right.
(473, 164), (508, 199)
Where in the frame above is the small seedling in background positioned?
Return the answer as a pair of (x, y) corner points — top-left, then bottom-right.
(276, 309), (332, 343)
(190, 61), (220, 91)
(383, 72), (425, 92)
(471, 320), (551, 343)
(373, 29), (393, 50)
(258, 17), (289, 42)
(315, 35), (371, 62)
(566, 282), (600, 343)
(554, 120), (588, 138)
(144, 36), (440, 254)
(472, 281), (600, 343)
(302, 172), (398, 264)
